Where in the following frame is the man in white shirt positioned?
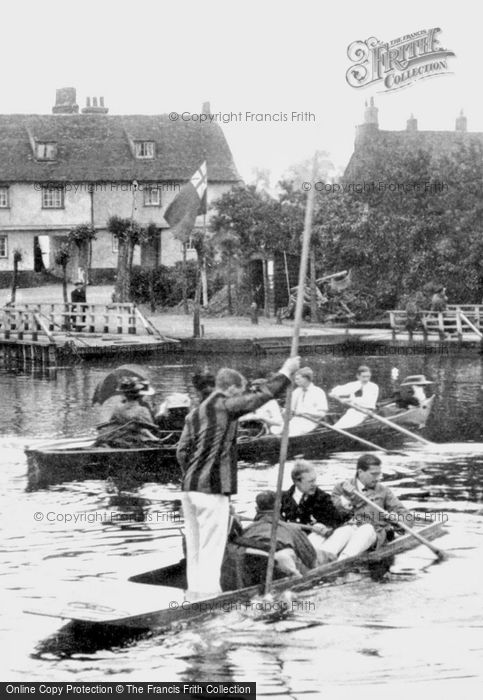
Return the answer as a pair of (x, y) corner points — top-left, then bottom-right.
(330, 365), (379, 429)
(282, 366), (328, 436)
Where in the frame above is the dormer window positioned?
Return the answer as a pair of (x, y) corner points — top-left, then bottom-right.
(36, 142), (57, 160)
(135, 141), (155, 159)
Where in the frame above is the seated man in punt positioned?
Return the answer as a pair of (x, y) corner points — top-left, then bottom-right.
(328, 454), (410, 559)
(281, 460), (349, 564)
(233, 491), (317, 579)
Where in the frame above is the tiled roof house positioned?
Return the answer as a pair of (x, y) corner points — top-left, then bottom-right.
(0, 88), (240, 284)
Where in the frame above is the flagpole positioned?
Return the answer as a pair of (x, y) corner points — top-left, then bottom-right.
(264, 153), (318, 595)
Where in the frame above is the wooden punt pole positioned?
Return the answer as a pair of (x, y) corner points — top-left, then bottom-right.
(264, 154), (317, 594)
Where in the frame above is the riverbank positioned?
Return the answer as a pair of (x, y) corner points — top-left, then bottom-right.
(3, 284), (482, 354)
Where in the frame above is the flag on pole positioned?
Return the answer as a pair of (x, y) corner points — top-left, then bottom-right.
(164, 161), (207, 242)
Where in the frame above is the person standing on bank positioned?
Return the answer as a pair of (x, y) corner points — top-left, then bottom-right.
(176, 356), (301, 600)
(70, 280), (87, 329)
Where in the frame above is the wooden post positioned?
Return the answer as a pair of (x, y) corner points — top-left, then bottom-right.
(309, 248), (318, 323)
(456, 310), (463, 343)
(264, 152), (317, 595)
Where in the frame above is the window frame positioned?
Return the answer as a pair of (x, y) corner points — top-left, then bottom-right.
(0, 235), (8, 258)
(134, 141), (155, 159)
(143, 185), (161, 207)
(112, 234), (119, 253)
(0, 185), (9, 208)
(36, 142), (57, 161)
(41, 185), (65, 209)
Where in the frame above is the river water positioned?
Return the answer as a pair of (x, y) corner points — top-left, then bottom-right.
(1, 351), (482, 696)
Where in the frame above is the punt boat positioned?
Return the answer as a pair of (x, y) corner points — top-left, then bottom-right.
(25, 520), (446, 632)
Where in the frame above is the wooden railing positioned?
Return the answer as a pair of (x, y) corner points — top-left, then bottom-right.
(0, 303), (163, 341)
(388, 306), (483, 340)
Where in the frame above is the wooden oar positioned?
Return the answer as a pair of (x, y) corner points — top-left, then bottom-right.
(353, 488), (448, 561)
(296, 413), (407, 456)
(264, 153), (318, 595)
(331, 396), (434, 446)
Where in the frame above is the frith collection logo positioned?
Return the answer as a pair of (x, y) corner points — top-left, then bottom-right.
(346, 28), (455, 91)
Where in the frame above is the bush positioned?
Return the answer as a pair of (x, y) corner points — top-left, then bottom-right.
(130, 263), (198, 307)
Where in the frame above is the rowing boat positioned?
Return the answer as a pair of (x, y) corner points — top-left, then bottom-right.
(24, 521), (446, 631)
(24, 398), (434, 490)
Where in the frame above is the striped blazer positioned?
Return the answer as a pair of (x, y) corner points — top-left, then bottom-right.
(177, 374), (290, 495)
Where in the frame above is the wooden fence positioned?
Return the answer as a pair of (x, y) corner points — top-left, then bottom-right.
(0, 303), (162, 341)
(388, 305), (483, 340)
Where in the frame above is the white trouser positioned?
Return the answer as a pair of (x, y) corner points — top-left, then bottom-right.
(333, 408), (367, 429)
(319, 523), (377, 559)
(181, 491), (230, 598)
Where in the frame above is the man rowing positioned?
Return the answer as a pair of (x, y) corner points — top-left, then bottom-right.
(283, 366), (328, 436)
(328, 454), (410, 559)
(281, 460), (348, 563)
(330, 365), (379, 429)
(176, 356), (300, 600)
(235, 490), (317, 577)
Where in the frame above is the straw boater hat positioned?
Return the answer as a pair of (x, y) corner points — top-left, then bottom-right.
(400, 375), (433, 386)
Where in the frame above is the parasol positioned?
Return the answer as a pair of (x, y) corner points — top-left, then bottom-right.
(92, 365), (151, 405)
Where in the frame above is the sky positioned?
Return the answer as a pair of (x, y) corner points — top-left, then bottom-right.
(0, 0), (477, 184)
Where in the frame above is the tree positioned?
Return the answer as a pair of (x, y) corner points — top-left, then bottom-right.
(108, 216), (143, 302)
(54, 243), (71, 304)
(210, 228), (241, 315)
(10, 249), (22, 303)
(68, 224), (96, 284)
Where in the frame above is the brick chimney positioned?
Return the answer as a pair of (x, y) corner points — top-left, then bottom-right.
(455, 109), (467, 132)
(363, 97), (378, 126)
(52, 87), (79, 114)
(406, 113), (418, 131)
(81, 96), (109, 114)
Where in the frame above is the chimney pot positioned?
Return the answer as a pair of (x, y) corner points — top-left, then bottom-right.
(52, 86), (79, 114)
(202, 101), (211, 115)
(100, 97), (104, 107)
(93, 97), (98, 107)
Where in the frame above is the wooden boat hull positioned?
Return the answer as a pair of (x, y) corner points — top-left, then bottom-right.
(25, 398), (434, 490)
(25, 521), (446, 631)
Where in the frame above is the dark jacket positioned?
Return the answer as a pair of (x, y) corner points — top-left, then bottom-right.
(235, 512), (316, 569)
(281, 485), (347, 529)
(392, 387), (420, 409)
(71, 288), (86, 304)
(177, 373), (290, 495)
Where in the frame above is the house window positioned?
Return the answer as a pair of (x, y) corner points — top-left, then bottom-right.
(144, 185), (161, 206)
(41, 186), (64, 208)
(135, 141), (155, 159)
(0, 186), (9, 208)
(36, 142), (57, 160)
(185, 237), (196, 251)
(112, 235), (119, 253)
(0, 235), (7, 258)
